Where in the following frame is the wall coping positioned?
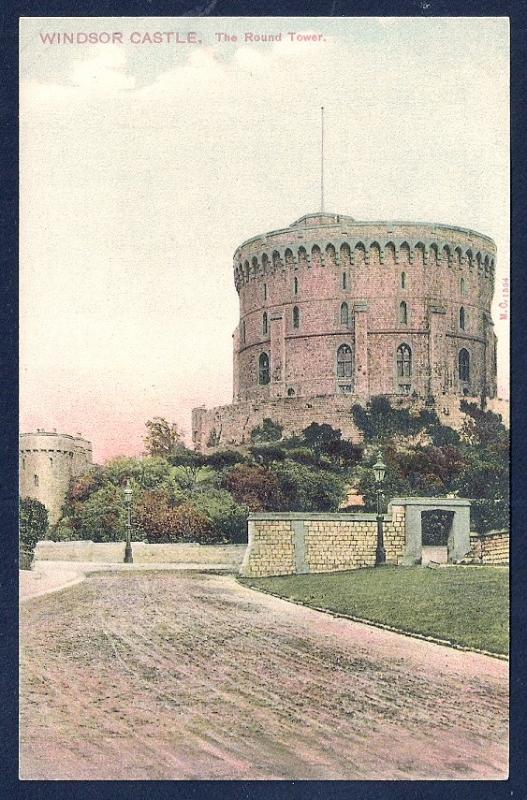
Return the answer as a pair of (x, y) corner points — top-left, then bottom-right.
(389, 497), (471, 508)
(248, 512), (390, 521)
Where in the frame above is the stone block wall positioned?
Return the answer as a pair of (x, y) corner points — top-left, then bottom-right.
(239, 519), (295, 577)
(34, 541), (246, 566)
(469, 530), (509, 566)
(240, 510), (406, 578)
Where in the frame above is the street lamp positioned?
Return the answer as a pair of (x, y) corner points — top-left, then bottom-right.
(373, 451), (386, 565)
(123, 479), (133, 564)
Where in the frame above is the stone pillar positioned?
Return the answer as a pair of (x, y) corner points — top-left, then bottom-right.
(402, 505), (423, 565)
(269, 313), (286, 398)
(428, 304), (447, 397)
(448, 506), (471, 563)
(292, 519), (308, 574)
(239, 519), (254, 576)
(353, 301), (369, 398)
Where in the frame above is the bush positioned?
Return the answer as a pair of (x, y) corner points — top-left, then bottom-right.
(250, 418), (283, 443)
(192, 488), (248, 543)
(270, 460), (346, 512)
(20, 497), (48, 568)
(222, 464), (281, 511)
(170, 503), (214, 543)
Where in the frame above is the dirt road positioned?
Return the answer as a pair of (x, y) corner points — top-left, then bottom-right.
(20, 571), (508, 780)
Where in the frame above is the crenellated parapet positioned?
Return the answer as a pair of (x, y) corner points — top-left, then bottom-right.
(233, 214), (496, 292)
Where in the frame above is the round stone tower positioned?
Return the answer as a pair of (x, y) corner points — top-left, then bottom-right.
(233, 212), (497, 403)
(19, 430), (93, 524)
(192, 211), (500, 450)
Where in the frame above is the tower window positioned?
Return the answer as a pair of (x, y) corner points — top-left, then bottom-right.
(342, 272), (347, 289)
(263, 283), (267, 301)
(399, 301), (408, 325)
(259, 352), (270, 385)
(34, 474), (39, 487)
(294, 276), (298, 295)
(397, 343), (412, 379)
(293, 306), (300, 329)
(460, 277), (467, 296)
(459, 307), (466, 331)
(401, 272), (407, 289)
(337, 344), (353, 378)
(340, 302), (349, 326)
(459, 348), (470, 382)
(262, 312), (268, 335)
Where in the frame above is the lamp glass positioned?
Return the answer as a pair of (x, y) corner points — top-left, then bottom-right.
(373, 453), (386, 484)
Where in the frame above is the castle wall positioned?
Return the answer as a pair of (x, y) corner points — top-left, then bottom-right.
(469, 530), (509, 566)
(240, 508), (406, 578)
(20, 431), (93, 524)
(192, 393), (509, 451)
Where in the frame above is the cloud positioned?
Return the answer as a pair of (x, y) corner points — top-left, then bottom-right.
(69, 44), (135, 92)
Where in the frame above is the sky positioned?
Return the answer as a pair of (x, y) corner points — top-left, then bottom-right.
(19, 16), (510, 463)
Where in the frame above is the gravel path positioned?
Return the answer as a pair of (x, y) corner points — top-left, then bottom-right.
(20, 571), (508, 780)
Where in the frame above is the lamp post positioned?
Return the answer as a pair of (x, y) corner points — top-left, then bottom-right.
(123, 480), (133, 564)
(373, 451), (386, 566)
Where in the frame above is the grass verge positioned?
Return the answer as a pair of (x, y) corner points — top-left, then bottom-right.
(240, 565), (509, 655)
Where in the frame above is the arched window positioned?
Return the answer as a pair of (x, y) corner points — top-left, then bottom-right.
(259, 352), (270, 385)
(401, 272), (407, 289)
(337, 344), (352, 378)
(459, 349), (470, 382)
(399, 301), (408, 325)
(459, 307), (466, 331)
(294, 276), (298, 295)
(342, 272), (347, 289)
(340, 302), (349, 326)
(262, 312), (268, 335)
(293, 306), (300, 329)
(263, 283), (267, 301)
(397, 344), (412, 379)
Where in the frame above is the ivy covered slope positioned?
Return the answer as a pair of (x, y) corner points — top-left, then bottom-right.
(47, 400), (508, 544)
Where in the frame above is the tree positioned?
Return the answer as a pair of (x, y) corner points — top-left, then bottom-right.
(20, 497), (49, 568)
(270, 460), (346, 512)
(170, 449), (208, 491)
(192, 488), (248, 543)
(144, 417), (183, 458)
(74, 483), (127, 542)
(250, 418), (283, 443)
(170, 503), (214, 543)
(222, 464), (281, 511)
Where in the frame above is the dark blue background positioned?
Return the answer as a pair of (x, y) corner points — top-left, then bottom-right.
(1, 1), (523, 797)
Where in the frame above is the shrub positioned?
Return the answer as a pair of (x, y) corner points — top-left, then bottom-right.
(222, 464), (281, 511)
(192, 488), (248, 543)
(250, 418), (283, 443)
(270, 460), (346, 512)
(20, 497), (48, 568)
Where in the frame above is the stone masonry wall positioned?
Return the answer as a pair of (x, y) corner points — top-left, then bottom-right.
(34, 541), (246, 566)
(240, 510), (406, 578)
(469, 530), (509, 566)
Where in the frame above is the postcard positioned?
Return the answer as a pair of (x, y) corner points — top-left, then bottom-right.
(19, 15), (509, 781)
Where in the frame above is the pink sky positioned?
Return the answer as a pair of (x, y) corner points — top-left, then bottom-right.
(19, 17), (510, 464)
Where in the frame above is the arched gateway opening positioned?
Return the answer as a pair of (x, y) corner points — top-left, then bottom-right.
(421, 510), (455, 564)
